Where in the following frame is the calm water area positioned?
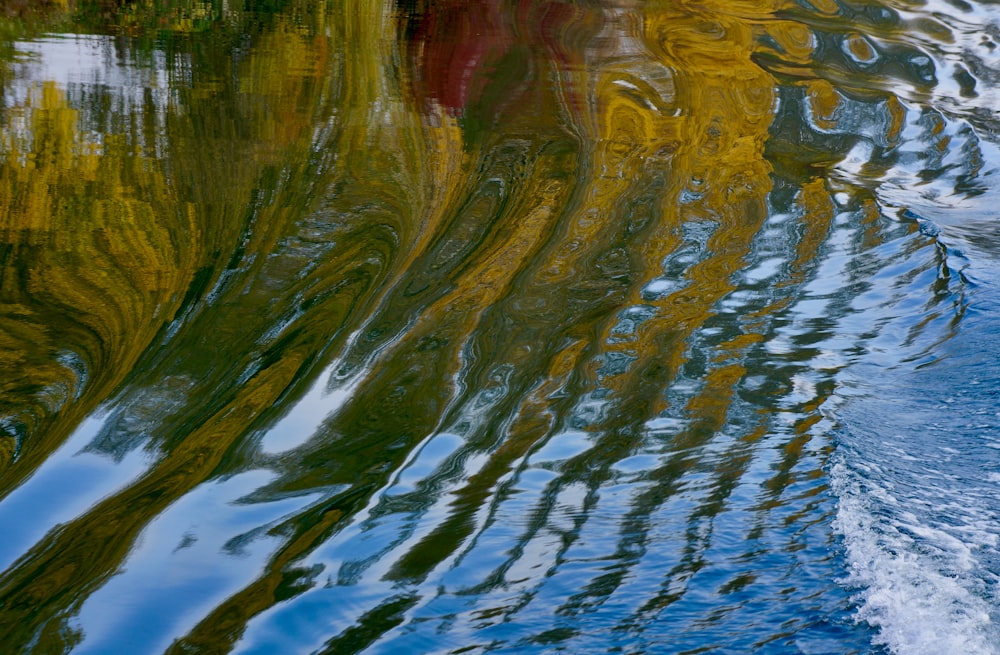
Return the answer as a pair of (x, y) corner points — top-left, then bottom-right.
(1, 0), (999, 653)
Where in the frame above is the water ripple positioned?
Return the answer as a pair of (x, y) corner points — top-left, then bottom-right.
(0, 1), (993, 653)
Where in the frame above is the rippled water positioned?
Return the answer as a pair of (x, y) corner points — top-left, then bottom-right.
(1, 0), (999, 653)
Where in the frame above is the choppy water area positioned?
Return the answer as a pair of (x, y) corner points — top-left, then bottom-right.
(1, 0), (999, 652)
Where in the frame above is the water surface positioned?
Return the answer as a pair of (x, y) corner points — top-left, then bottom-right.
(0, 1), (998, 653)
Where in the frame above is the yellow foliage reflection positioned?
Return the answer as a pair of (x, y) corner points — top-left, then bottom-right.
(0, 0), (968, 651)
(0, 81), (193, 479)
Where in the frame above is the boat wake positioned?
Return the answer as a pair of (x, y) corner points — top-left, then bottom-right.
(831, 350), (1000, 654)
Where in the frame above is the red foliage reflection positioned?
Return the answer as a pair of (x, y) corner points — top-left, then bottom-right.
(400, 0), (596, 117)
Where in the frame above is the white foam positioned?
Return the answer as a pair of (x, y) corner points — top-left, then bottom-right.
(831, 460), (1000, 655)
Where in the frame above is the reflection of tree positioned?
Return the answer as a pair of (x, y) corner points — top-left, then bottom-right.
(0, 0), (972, 651)
(0, 3), (342, 649)
(169, 0), (791, 649)
(0, 81), (191, 478)
(312, 0), (789, 627)
(205, 2), (962, 651)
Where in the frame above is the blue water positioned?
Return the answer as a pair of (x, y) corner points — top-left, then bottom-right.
(2, 1), (1000, 653)
(830, 212), (1000, 654)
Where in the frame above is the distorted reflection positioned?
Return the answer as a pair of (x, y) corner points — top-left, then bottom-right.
(0, 0), (996, 653)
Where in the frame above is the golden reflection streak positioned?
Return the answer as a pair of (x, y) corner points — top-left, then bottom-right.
(357, 0), (787, 589)
(0, 82), (197, 486)
(163, 1), (493, 649)
(522, 1), (789, 618)
(0, 7), (349, 646)
(174, 43), (594, 652)
(584, 2), (777, 453)
(0, 0), (935, 648)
